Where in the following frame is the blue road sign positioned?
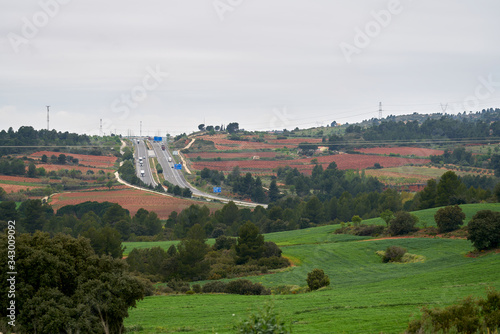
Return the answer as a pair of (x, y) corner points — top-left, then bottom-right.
(174, 164), (182, 170)
(153, 136), (162, 141)
(213, 187), (221, 193)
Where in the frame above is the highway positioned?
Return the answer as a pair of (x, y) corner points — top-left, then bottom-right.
(150, 140), (267, 208)
(133, 139), (157, 187)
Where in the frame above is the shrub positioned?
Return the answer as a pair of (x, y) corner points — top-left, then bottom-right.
(154, 285), (174, 295)
(257, 256), (290, 269)
(407, 288), (500, 334)
(167, 279), (190, 293)
(434, 205), (466, 233)
(353, 224), (385, 236)
(202, 281), (227, 293)
(263, 241), (282, 258)
(306, 268), (330, 291)
(191, 284), (202, 293)
(382, 246), (407, 263)
(467, 210), (500, 250)
(234, 303), (291, 334)
(225, 279), (271, 295)
(213, 235), (236, 250)
(388, 211), (419, 236)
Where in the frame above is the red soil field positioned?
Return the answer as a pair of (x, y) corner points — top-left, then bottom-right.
(50, 188), (223, 219)
(0, 184), (43, 193)
(266, 138), (323, 144)
(354, 146), (444, 157)
(0, 175), (59, 183)
(31, 151), (116, 168)
(197, 135), (318, 150)
(35, 164), (108, 174)
(192, 154), (430, 173)
(185, 152), (277, 159)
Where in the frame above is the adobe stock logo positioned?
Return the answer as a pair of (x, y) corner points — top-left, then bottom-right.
(7, 0), (72, 54)
(213, 0), (244, 21)
(339, 0), (409, 64)
(110, 65), (169, 120)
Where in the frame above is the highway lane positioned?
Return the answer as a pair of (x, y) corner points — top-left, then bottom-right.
(150, 140), (267, 208)
(134, 138), (157, 187)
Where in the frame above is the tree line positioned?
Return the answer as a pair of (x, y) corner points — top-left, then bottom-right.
(0, 231), (149, 333)
(0, 126), (91, 155)
(127, 221), (289, 283)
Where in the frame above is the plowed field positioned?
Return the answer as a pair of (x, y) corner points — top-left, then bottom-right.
(197, 135), (323, 150)
(0, 184), (44, 193)
(31, 151), (116, 168)
(36, 164), (108, 174)
(185, 152), (277, 159)
(192, 154), (429, 173)
(354, 146), (444, 157)
(50, 188), (224, 219)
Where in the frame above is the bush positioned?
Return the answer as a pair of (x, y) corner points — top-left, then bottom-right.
(263, 241), (282, 258)
(434, 205), (466, 233)
(382, 246), (407, 263)
(407, 288), (500, 334)
(225, 279), (271, 295)
(213, 235), (236, 251)
(257, 256), (290, 269)
(191, 284), (202, 293)
(202, 281), (227, 293)
(167, 280), (190, 293)
(154, 285), (174, 295)
(234, 303), (291, 334)
(306, 268), (330, 291)
(388, 211), (419, 236)
(353, 224), (385, 236)
(467, 210), (500, 250)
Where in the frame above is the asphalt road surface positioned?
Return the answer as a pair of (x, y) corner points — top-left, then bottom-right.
(134, 139), (157, 187)
(150, 140), (267, 208)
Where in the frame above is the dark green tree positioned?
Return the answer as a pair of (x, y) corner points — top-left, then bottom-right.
(226, 122), (239, 134)
(235, 221), (265, 264)
(303, 196), (324, 224)
(467, 210), (500, 250)
(57, 154), (67, 164)
(434, 205), (466, 233)
(82, 226), (124, 258)
(418, 179), (438, 209)
(102, 203), (129, 225)
(19, 199), (52, 233)
(176, 224), (210, 281)
(268, 179), (280, 202)
(0, 201), (18, 222)
(306, 268), (330, 291)
(436, 171), (464, 206)
(0, 232), (148, 333)
(388, 211), (419, 236)
(27, 162), (37, 177)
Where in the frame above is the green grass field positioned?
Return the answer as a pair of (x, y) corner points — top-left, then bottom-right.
(124, 203), (500, 333)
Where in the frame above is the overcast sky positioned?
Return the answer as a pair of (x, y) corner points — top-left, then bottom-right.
(1, 0), (500, 136)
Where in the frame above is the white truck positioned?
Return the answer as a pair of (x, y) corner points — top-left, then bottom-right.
(140, 170), (145, 177)
(168, 157), (172, 162)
